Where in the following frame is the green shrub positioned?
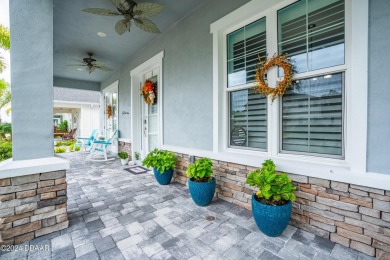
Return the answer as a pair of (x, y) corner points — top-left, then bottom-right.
(63, 140), (75, 146)
(186, 157), (213, 182)
(69, 144), (74, 152)
(118, 151), (128, 159)
(58, 120), (68, 132)
(142, 149), (177, 173)
(54, 147), (66, 154)
(75, 146), (81, 152)
(55, 141), (62, 147)
(246, 159), (296, 206)
(0, 141), (12, 161)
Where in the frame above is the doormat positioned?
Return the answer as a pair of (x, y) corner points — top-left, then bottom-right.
(124, 166), (149, 175)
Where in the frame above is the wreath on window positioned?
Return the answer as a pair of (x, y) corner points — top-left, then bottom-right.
(254, 54), (294, 101)
(142, 80), (157, 105)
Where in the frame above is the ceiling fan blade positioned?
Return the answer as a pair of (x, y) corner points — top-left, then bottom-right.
(96, 66), (113, 71)
(134, 2), (164, 18)
(88, 66), (96, 74)
(134, 18), (160, 33)
(115, 19), (132, 35)
(111, 0), (130, 10)
(92, 61), (105, 66)
(66, 64), (87, 67)
(82, 8), (120, 16)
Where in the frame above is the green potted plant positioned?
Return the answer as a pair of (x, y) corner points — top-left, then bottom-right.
(134, 151), (141, 165)
(246, 159), (296, 237)
(186, 157), (215, 206)
(118, 151), (129, 166)
(142, 149), (177, 185)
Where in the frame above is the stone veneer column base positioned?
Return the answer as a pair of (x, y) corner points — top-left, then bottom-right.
(0, 170), (68, 245)
(119, 141), (132, 161)
(172, 152), (390, 259)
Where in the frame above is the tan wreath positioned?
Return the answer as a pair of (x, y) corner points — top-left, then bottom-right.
(254, 54), (294, 101)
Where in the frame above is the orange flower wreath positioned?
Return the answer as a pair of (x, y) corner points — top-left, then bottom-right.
(142, 80), (157, 105)
(254, 54), (294, 101)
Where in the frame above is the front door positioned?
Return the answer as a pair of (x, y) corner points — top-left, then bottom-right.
(104, 89), (118, 154)
(141, 70), (159, 157)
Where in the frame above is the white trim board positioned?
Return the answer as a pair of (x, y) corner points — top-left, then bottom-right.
(130, 51), (164, 160)
(210, 0), (369, 183)
(0, 157), (70, 179)
(162, 144), (390, 191)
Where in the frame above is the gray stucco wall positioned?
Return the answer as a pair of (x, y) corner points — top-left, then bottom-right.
(54, 77), (100, 92)
(367, 0), (390, 174)
(101, 0), (250, 151)
(10, 0), (54, 160)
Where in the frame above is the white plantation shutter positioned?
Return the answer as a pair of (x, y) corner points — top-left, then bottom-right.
(281, 73), (343, 156)
(227, 17), (267, 150)
(278, 0), (345, 73)
(230, 89), (267, 149)
(228, 18), (267, 87)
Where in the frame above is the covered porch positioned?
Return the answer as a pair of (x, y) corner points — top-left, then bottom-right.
(1, 0), (390, 259)
(0, 153), (370, 260)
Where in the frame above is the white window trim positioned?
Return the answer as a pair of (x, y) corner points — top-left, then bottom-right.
(209, 0), (369, 181)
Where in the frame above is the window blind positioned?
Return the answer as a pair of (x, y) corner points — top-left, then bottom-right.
(230, 89), (267, 149)
(281, 73), (343, 156)
(278, 0), (345, 73)
(227, 18), (266, 87)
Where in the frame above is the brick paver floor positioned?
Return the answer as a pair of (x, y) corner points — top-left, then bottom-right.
(0, 153), (374, 260)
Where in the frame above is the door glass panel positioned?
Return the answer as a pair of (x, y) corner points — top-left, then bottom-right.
(147, 76), (158, 152)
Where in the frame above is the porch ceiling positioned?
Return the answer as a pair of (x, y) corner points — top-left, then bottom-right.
(53, 0), (207, 83)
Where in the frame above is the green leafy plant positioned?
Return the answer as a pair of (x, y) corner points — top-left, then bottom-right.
(118, 151), (128, 159)
(75, 146), (81, 152)
(186, 157), (213, 182)
(142, 149), (177, 173)
(0, 141), (12, 161)
(55, 141), (63, 147)
(246, 159), (296, 206)
(54, 147), (66, 154)
(57, 120), (69, 132)
(135, 152), (140, 160)
(69, 144), (74, 152)
(63, 140), (75, 146)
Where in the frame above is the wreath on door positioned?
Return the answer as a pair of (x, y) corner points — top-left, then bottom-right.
(106, 104), (112, 118)
(254, 54), (294, 101)
(142, 80), (157, 104)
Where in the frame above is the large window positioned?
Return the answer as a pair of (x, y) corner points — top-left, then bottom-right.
(230, 89), (267, 150)
(226, 0), (346, 157)
(278, 0), (345, 157)
(227, 18), (267, 87)
(278, 0), (345, 73)
(227, 18), (267, 150)
(281, 73), (343, 156)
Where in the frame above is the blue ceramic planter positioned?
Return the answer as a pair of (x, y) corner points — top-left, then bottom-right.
(153, 168), (173, 185)
(251, 194), (292, 237)
(188, 178), (216, 206)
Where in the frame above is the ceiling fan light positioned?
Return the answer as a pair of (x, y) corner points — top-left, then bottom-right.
(97, 32), (107, 37)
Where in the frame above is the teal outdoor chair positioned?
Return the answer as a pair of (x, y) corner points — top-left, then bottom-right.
(88, 129), (118, 162)
(74, 129), (99, 152)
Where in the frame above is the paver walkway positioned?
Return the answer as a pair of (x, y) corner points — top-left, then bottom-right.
(0, 153), (374, 260)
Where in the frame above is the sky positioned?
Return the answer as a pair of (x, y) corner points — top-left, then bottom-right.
(0, 0), (11, 122)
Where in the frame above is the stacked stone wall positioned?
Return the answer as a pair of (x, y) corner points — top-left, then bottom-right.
(0, 170), (68, 245)
(172, 153), (390, 258)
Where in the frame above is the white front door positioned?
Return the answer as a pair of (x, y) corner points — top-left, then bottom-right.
(104, 86), (119, 154)
(141, 70), (159, 157)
